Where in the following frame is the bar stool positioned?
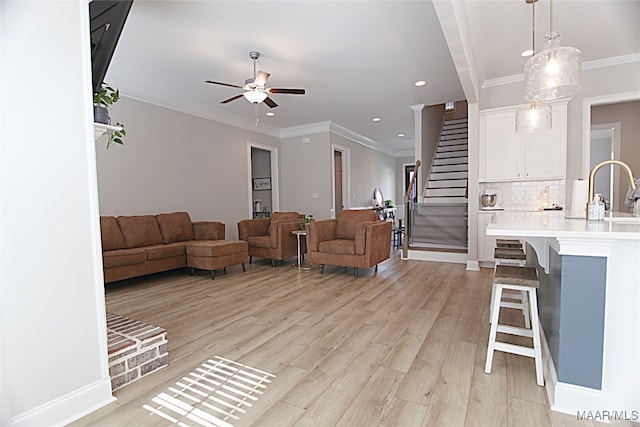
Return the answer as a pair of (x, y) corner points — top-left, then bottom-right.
(485, 264), (543, 386)
(490, 245), (530, 328)
(496, 238), (523, 250)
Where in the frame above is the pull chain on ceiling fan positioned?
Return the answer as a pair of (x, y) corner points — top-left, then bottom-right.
(205, 51), (305, 109)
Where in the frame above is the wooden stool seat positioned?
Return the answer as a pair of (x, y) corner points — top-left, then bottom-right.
(496, 239), (523, 249)
(485, 265), (544, 386)
(493, 247), (526, 261)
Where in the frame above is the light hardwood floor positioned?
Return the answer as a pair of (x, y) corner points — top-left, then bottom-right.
(73, 252), (612, 427)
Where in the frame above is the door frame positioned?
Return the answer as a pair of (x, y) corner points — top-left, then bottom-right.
(247, 141), (279, 218)
(331, 143), (350, 218)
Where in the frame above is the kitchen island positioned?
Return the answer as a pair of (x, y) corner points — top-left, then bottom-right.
(486, 211), (640, 418)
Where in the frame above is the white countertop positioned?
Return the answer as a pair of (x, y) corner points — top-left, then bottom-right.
(486, 211), (640, 241)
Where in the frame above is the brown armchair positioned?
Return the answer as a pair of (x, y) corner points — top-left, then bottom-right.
(306, 209), (392, 277)
(238, 211), (304, 266)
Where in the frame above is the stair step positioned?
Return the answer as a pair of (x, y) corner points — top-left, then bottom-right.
(433, 157), (468, 166)
(440, 135), (468, 144)
(429, 170), (468, 180)
(427, 179), (468, 188)
(422, 196), (468, 204)
(436, 150), (467, 159)
(425, 187), (467, 197)
(438, 144), (468, 153)
(444, 118), (468, 125)
(443, 122), (468, 130)
(440, 132), (468, 139)
(441, 128), (468, 136)
(431, 164), (468, 173)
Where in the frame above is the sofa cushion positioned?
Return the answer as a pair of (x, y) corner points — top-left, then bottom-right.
(145, 243), (186, 260)
(318, 239), (356, 256)
(336, 210), (377, 240)
(103, 249), (147, 268)
(117, 215), (164, 249)
(271, 211), (302, 222)
(247, 235), (271, 249)
(100, 216), (126, 251)
(156, 212), (195, 243)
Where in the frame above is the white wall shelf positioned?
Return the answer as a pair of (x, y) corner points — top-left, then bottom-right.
(94, 122), (122, 140)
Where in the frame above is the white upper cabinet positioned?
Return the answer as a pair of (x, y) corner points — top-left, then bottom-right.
(479, 103), (567, 181)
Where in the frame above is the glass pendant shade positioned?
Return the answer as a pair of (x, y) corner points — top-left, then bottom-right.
(243, 90), (268, 104)
(524, 32), (582, 102)
(516, 103), (552, 133)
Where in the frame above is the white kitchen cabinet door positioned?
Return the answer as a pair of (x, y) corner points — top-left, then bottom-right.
(479, 103), (567, 182)
(480, 111), (523, 181)
(525, 104), (567, 179)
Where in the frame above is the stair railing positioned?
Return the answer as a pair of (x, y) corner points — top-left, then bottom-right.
(402, 159), (421, 258)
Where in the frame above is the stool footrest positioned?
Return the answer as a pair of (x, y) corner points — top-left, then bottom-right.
(496, 324), (533, 338)
(500, 301), (526, 310)
(494, 342), (535, 358)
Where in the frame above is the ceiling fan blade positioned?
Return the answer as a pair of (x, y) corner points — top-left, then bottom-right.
(220, 94), (244, 104)
(263, 97), (278, 108)
(269, 88), (306, 95)
(254, 71), (270, 87)
(206, 80), (243, 89)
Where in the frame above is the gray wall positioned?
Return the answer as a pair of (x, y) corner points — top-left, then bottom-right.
(97, 97), (280, 239)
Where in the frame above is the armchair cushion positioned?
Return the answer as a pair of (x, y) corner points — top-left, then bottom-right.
(335, 210), (377, 239)
(247, 235), (271, 249)
(156, 212), (194, 243)
(319, 239), (355, 255)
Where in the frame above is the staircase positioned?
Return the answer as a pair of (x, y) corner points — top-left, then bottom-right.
(409, 118), (468, 251)
(424, 118), (468, 203)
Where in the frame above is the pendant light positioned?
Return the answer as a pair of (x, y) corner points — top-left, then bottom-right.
(524, 0), (582, 102)
(517, 0), (552, 133)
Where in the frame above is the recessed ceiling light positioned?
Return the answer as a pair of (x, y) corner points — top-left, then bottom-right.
(265, 112), (275, 117)
(414, 80), (426, 87)
(372, 117), (381, 122)
(521, 49), (534, 57)
(398, 133), (405, 137)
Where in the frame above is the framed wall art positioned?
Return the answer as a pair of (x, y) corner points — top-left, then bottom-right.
(252, 177), (271, 191)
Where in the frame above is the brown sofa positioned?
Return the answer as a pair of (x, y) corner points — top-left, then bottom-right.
(306, 209), (392, 277)
(237, 211), (304, 266)
(100, 211), (247, 283)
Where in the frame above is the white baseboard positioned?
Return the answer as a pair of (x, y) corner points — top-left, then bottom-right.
(9, 378), (114, 426)
(406, 249), (468, 264)
(466, 260), (480, 271)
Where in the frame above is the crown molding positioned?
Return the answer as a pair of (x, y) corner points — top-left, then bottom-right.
(119, 90), (406, 157)
(481, 53), (640, 89)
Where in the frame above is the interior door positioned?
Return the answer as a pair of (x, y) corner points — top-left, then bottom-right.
(334, 150), (343, 218)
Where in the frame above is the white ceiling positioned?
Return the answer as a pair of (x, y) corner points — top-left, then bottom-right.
(105, 0), (640, 156)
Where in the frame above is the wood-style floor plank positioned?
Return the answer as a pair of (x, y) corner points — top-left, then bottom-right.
(71, 252), (613, 427)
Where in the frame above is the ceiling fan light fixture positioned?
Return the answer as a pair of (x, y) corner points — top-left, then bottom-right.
(515, 102), (552, 133)
(243, 90), (268, 104)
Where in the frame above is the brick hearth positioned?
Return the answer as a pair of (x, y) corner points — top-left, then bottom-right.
(106, 312), (168, 391)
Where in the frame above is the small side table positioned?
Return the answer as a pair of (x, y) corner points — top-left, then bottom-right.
(291, 229), (316, 270)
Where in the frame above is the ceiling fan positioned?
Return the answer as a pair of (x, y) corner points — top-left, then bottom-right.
(206, 51), (305, 108)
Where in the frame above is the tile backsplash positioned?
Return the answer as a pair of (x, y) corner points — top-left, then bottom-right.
(480, 180), (565, 211)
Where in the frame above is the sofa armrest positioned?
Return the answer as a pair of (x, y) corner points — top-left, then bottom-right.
(238, 217), (271, 240)
(193, 221), (225, 240)
(307, 219), (337, 252)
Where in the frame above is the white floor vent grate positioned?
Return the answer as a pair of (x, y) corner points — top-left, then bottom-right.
(143, 356), (275, 427)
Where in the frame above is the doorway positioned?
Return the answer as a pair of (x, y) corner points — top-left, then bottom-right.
(404, 163), (417, 203)
(590, 124), (620, 211)
(331, 144), (350, 219)
(247, 142), (279, 218)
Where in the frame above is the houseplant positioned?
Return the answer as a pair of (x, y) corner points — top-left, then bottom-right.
(93, 85), (126, 149)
